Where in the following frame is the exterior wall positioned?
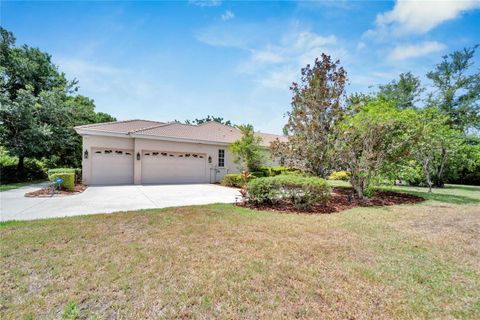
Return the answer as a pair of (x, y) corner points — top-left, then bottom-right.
(81, 135), (134, 185)
(82, 135), (241, 185)
(133, 138), (239, 184)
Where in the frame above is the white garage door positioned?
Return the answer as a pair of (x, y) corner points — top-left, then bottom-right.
(141, 151), (208, 184)
(91, 148), (134, 185)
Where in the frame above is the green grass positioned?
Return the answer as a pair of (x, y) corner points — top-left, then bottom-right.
(328, 180), (480, 205)
(1, 184), (479, 319)
(0, 180), (46, 192)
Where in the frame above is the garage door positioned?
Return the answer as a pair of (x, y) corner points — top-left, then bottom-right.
(141, 151), (208, 184)
(91, 148), (134, 185)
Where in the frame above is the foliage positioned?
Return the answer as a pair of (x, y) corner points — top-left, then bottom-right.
(49, 172), (75, 191)
(274, 53), (347, 177)
(47, 168), (81, 183)
(183, 115), (233, 126)
(335, 100), (420, 198)
(377, 72), (424, 109)
(426, 45), (480, 132)
(328, 170), (350, 181)
(0, 158), (47, 184)
(245, 175), (330, 209)
(412, 107), (464, 191)
(220, 174), (243, 188)
(230, 124), (265, 171)
(0, 27), (116, 177)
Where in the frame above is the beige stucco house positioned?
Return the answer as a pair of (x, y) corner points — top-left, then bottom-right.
(74, 120), (286, 185)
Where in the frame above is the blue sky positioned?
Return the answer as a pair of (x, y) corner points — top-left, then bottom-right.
(2, 0), (480, 134)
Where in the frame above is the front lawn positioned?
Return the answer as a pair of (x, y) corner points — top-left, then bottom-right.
(1, 185), (479, 319)
(0, 180), (46, 192)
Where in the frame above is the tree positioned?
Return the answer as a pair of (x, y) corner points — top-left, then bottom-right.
(0, 87), (52, 171)
(230, 124), (265, 172)
(377, 72), (424, 109)
(412, 107), (463, 191)
(0, 27), (116, 173)
(281, 53), (347, 177)
(427, 45), (480, 132)
(183, 115), (233, 126)
(335, 100), (419, 198)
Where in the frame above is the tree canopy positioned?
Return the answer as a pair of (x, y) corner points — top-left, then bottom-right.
(0, 27), (115, 173)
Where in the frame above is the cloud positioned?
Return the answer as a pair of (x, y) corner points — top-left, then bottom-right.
(221, 10), (235, 21)
(237, 31), (343, 90)
(366, 0), (480, 37)
(189, 0), (222, 7)
(387, 41), (446, 61)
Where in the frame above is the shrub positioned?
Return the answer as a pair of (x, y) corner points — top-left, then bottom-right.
(49, 172), (75, 191)
(246, 175), (330, 209)
(48, 168), (82, 184)
(0, 159), (47, 184)
(328, 170), (350, 181)
(250, 171), (266, 178)
(221, 174), (243, 187)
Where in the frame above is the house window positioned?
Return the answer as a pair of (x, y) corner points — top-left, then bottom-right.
(218, 149), (225, 167)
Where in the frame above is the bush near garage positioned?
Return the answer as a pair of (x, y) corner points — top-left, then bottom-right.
(221, 174), (243, 188)
(49, 172), (75, 191)
(245, 175), (330, 209)
(47, 168), (82, 184)
(257, 166), (303, 177)
(328, 171), (350, 181)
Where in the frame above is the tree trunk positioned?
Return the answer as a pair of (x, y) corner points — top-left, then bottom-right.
(17, 155), (25, 172)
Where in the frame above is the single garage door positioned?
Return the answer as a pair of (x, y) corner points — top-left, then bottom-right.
(91, 148), (134, 185)
(142, 151), (208, 184)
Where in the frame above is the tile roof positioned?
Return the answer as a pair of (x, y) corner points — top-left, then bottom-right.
(75, 119), (166, 134)
(75, 119), (286, 146)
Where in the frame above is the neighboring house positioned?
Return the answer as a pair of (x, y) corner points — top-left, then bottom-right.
(74, 120), (287, 185)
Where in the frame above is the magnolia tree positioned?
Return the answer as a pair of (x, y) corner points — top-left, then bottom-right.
(272, 53), (347, 177)
(335, 100), (420, 198)
(230, 124), (265, 172)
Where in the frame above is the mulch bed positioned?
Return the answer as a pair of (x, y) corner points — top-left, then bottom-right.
(238, 187), (425, 214)
(25, 184), (88, 198)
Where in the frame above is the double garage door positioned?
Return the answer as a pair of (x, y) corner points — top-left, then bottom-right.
(141, 151), (208, 184)
(90, 148), (208, 185)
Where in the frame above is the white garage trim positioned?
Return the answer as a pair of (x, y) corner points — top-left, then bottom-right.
(141, 150), (209, 184)
(90, 148), (134, 185)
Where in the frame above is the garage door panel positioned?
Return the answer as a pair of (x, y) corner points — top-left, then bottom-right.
(142, 151), (208, 184)
(91, 149), (134, 185)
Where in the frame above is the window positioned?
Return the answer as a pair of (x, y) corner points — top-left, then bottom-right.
(218, 149), (225, 167)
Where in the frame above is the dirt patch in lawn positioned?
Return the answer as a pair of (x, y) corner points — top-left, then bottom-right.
(240, 187), (425, 214)
(25, 184), (87, 197)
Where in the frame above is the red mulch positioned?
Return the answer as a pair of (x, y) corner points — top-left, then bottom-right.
(25, 184), (88, 198)
(238, 187), (425, 214)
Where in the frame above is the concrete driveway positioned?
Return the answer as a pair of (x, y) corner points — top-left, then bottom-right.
(0, 183), (240, 221)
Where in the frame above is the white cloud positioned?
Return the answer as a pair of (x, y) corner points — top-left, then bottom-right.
(221, 10), (235, 21)
(189, 0), (222, 7)
(367, 0), (480, 37)
(388, 41), (446, 61)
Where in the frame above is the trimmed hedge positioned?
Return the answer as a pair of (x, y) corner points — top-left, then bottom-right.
(246, 175), (330, 209)
(221, 174), (243, 187)
(49, 172), (75, 191)
(328, 171), (350, 181)
(47, 168), (81, 184)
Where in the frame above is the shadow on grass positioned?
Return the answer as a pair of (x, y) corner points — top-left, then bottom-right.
(380, 186), (480, 205)
(444, 184), (480, 192)
(402, 190), (479, 205)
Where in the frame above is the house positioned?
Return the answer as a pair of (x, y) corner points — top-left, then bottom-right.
(74, 120), (286, 185)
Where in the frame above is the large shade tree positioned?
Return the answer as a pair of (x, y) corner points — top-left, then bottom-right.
(377, 72), (424, 110)
(0, 27), (115, 172)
